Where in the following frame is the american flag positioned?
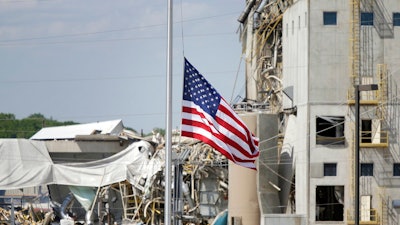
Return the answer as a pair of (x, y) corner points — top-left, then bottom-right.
(181, 58), (259, 169)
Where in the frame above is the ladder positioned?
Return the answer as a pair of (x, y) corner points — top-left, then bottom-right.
(119, 181), (140, 221)
(377, 64), (388, 121)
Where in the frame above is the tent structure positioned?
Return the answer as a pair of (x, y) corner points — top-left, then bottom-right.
(0, 139), (163, 190)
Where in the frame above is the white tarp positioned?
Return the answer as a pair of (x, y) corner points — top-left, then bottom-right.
(0, 139), (163, 190)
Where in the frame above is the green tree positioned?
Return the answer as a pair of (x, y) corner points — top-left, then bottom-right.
(0, 113), (16, 120)
(0, 113), (18, 138)
(27, 113), (46, 119)
(0, 113), (79, 139)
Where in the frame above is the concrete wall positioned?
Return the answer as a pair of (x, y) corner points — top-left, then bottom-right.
(308, 0), (350, 103)
(369, 2), (400, 212)
(308, 104), (350, 222)
(282, 0), (400, 224)
(240, 0), (400, 224)
(282, 0), (309, 217)
(262, 214), (306, 225)
(282, 0), (309, 107)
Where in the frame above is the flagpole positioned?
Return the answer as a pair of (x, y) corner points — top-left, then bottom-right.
(165, 0), (173, 225)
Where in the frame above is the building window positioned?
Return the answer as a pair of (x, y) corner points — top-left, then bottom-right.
(323, 12), (337, 25)
(324, 163), (337, 176)
(316, 186), (344, 221)
(394, 13), (400, 26)
(394, 163), (400, 176)
(316, 116), (345, 145)
(361, 119), (372, 143)
(361, 12), (374, 26)
(361, 163), (374, 176)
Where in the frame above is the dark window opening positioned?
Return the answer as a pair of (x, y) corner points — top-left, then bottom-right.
(361, 119), (372, 143)
(324, 163), (337, 176)
(316, 116), (345, 145)
(323, 12), (337, 25)
(394, 13), (400, 26)
(361, 163), (374, 176)
(316, 186), (344, 221)
(393, 163), (400, 176)
(361, 12), (374, 26)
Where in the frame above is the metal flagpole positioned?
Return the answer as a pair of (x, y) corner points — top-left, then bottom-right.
(165, 0), (173, 225)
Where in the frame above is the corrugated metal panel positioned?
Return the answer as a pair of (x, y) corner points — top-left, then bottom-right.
(30, 120), (124, 140)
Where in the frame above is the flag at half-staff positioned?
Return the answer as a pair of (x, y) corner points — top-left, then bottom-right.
(181, 58), (259, 170)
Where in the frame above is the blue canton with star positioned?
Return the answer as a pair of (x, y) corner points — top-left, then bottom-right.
(183, 59), (221, 118)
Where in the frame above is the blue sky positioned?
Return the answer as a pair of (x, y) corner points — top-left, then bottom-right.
(0, 0), (246, 134)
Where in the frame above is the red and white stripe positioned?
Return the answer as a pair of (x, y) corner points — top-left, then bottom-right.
(181, 98), (259, 170)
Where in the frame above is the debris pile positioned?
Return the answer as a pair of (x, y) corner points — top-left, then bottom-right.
(0, 205), (54, 225)
(48, 138), (230, 225)
(0, 135), (230, 225)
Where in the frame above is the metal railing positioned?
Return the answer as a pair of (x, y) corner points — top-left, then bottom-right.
(360, 131), (389, 147)
(347, 208), (380, 224)
(348, 89), (379, 104)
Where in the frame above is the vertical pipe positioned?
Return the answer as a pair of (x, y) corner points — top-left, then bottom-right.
(355, 85), (360, 225)
(10, 197), (15, 225)
(174, 164), (183, 225)
(165, 0), (173, 225)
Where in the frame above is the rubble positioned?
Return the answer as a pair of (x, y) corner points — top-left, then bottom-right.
(0, 136), (229, 225)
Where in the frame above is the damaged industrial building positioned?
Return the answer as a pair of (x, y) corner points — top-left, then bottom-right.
(3, 0), (400, 225)
(0, 120), (230, 225)
(234, 0), (400, 224)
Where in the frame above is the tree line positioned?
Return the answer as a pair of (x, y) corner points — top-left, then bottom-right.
(0, 113), (77, 139)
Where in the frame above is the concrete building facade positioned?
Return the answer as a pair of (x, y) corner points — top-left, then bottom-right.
(236, 0), (400, 224)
